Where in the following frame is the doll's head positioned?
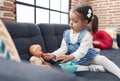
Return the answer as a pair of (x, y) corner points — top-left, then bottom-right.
(29, 44), (43, 57)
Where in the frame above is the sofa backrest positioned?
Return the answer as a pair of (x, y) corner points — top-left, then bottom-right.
(4, 22), (69, 61)
(4, 22), (46, 61)
(4, 22), (120, 62)
(38, 23), (70, 53)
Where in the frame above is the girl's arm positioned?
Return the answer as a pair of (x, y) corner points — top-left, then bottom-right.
(57, 31), (93, 63)
(44, 38), (68, 61)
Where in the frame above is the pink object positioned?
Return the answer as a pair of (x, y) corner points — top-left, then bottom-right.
(93, 30), (113, 50)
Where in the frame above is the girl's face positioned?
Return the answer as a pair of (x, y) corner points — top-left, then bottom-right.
(69, 10), (87, 33)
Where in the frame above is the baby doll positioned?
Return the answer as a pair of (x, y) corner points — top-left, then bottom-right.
(29, 44), (51, 67)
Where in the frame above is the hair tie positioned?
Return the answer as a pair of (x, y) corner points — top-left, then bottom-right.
(87, 9), (92, 19)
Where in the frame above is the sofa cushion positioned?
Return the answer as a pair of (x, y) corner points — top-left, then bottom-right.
(38, 24), (69, 53)
(4, 22), (46, 61)
(0, 58), (76, 81)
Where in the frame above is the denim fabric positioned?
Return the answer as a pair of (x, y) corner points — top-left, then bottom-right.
(64, 29), (99, 64)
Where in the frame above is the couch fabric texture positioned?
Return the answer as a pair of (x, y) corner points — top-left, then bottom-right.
(3, 22), (120, 81)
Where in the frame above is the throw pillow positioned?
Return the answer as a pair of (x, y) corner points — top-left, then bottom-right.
(93, 30), (113, 50)
(0, 19), (21, 62)
(102, 28), (119, 49)
(0, 36), (11, 59)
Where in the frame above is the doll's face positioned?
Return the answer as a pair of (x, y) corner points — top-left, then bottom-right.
(29, 44), (42, 57)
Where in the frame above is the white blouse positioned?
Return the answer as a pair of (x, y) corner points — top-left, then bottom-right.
(51, 29), (94, 61)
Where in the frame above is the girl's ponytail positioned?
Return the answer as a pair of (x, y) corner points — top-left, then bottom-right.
(91, 15), (98, 34)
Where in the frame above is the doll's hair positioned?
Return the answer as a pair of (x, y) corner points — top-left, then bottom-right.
(72, 4), (98, 33)
(32, 45), (38, 52)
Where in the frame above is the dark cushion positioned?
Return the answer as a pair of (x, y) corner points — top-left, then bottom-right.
(4, 22), (46, 61)
(38, 23), (69, 53)
(0, 58), (76, 81)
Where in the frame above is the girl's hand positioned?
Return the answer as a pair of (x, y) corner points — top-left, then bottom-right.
(43, 53), (56, 60)
(57, 55), (75, 63)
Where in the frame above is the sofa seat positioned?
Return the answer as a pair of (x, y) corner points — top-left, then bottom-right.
(76, 49), (120, 81)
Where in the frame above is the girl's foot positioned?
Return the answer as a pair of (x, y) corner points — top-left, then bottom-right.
(89, 64), (106, 72)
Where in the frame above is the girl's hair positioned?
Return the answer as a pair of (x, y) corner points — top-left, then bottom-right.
(72, 4), (98, 33)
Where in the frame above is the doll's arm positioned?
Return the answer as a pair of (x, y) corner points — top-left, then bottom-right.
(39, 57), (51, 66)
(39, 57), (45, 63)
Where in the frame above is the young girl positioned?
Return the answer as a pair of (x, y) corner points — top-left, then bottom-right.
(44, 4), (120, 78)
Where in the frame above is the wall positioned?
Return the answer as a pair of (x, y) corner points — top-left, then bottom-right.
(71, 0), (120, 33)
(0, 0), (16, 22)
(71, 0), (87, 8)
(87, 0), (120, 29)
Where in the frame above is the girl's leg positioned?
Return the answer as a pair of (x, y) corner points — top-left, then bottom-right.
(76, 64), (105, 72)
(76, 65), (89, 71)
(88, 64), (105, 72)
(92, 55), (120, 78)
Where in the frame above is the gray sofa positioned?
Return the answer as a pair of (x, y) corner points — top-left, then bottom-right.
(2, 22), (120, 81)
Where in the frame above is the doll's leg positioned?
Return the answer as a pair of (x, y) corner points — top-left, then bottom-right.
(92, 55), (120, 78)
